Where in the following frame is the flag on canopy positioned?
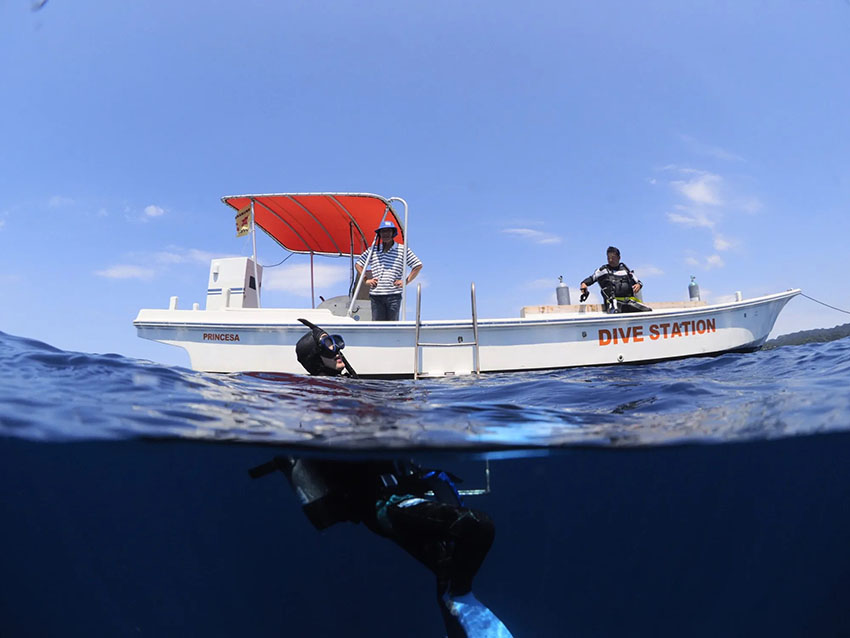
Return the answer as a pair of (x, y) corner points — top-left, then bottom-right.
(235, 205), (251, 237)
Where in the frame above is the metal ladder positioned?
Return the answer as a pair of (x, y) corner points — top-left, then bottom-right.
(413, 282), (480, 379)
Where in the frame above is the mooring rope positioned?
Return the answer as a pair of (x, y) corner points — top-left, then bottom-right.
(801, 293), (850, 315)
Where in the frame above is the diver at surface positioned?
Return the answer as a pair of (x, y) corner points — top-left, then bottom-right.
(250, 320), (513, 637)
(580, 245), (651, 313)
(294, 318), (357, 377)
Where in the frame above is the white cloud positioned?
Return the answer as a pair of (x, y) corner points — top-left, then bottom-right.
(95, 265), (156, 280)
(153, 248), (217, 265)
(48, 195), (74, 208)
(735, 196), (763, 214)
(713, 234), (737, 251)
(144, 204), (166, 218)
(0, 219), (5, 231)
(635, 265), (664, 277)
(661, 165), (704, 176)
(685, 255), (725, 271)
(706, 255), (724, 269)
(666, 210), (715, 229)
(679, 135), (745, 163)
(501, 228), (562, 245)
(264, 263), (350, 297)
(671, 172), (723, 206)
(187, 249), (217, 263)
(661, 165), (763, 261)
(93, 247), (220, 283)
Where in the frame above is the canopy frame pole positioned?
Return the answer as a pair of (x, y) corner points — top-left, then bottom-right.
(388, 197), (409, 320)
(310, 252), (315, 309)
(253, 199), (312, 252)
(286, 195), (342, 254)
(348, 222), (356, 298)
(250, 199), (261, 308)
(347, 207), (392, 318)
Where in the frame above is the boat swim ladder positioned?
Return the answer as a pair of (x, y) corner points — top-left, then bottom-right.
(413, 282), (480, 379)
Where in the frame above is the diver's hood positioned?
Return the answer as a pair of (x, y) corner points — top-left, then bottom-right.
(295, 332), (327, 375)
(297, 318), (326, 343)
(295, 318), (357, 377)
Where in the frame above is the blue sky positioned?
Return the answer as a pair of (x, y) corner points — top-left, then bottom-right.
(1, 1), (848, 368)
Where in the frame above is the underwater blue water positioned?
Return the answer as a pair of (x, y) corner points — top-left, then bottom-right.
(2, 330), (850, 637)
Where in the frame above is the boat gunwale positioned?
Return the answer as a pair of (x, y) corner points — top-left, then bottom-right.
(133, 289), (801, 332)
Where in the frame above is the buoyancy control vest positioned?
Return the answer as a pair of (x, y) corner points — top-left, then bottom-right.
(249, 457), (463, 530)
(583, 262), (639, 300)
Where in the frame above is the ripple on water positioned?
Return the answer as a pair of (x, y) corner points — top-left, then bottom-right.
(1, 330), (849, 450)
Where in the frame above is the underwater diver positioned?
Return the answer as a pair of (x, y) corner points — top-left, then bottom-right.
(579, 245), (651, 313)
(250, 321), (513, 638)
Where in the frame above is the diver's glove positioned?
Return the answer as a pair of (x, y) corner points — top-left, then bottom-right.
(580, 289), (589, 303)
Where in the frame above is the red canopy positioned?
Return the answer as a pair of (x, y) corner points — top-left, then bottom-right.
(221, 193), (404, 257)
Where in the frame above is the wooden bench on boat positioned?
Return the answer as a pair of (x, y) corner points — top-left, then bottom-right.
(520, 300), (708, 317)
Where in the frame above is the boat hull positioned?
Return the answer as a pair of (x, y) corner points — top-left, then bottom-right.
(133, 290), (800, 377)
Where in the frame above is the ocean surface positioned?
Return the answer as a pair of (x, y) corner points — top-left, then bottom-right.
(2, 329), (850, 637)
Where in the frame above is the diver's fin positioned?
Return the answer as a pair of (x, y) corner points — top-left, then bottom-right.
(440, 592), (514, 638)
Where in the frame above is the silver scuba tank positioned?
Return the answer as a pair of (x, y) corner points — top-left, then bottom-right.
(284, 458), (351, 530)
(556, 276), (571, 305)
(688, 275), (701, 301)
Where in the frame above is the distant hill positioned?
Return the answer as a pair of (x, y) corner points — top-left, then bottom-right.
(764, 322), (850, 349)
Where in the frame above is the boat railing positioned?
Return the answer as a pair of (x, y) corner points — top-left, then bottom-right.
(414, 282), (480, 379)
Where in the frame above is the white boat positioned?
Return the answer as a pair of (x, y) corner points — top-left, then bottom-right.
(133, 193), (800, 378)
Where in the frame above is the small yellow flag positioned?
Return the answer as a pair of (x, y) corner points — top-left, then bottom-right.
(235, 205), (252, 237)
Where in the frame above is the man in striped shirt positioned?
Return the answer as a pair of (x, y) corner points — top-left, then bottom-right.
(355, 220), (423, 321)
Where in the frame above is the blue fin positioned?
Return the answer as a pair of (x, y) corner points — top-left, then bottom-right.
(441, 592), (514, 638)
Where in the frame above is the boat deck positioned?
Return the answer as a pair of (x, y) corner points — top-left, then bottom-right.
(520, 300), (708, 318)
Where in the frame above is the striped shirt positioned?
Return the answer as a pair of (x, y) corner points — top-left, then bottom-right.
(357, 243), (423, 296)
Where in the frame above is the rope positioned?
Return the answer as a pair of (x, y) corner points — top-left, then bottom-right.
(801, 293), (850, 315)
(261, 252), (295, 269)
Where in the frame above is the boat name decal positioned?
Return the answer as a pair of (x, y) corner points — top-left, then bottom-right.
(203, 332), (241, 342)
(598, 318), (716, 346)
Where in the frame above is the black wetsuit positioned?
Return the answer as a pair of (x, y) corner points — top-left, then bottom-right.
(582, 262), (649, 313)
(582, 261), (640, 299)
(283, 321), (503, 637)
(288, 459), (494, 601)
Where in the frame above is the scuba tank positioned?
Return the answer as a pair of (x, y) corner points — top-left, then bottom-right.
(556, 276), (571, 305)
(688, 275), (701, 301)
(249, 457), (352, 530)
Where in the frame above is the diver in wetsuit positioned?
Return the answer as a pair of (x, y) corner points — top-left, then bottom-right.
(294, 319), (356, 377)
(580, 245), (650, 313)
(250, 320), (513, 638)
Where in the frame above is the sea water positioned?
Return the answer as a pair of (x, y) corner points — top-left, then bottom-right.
(1, 329), (849, 637)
